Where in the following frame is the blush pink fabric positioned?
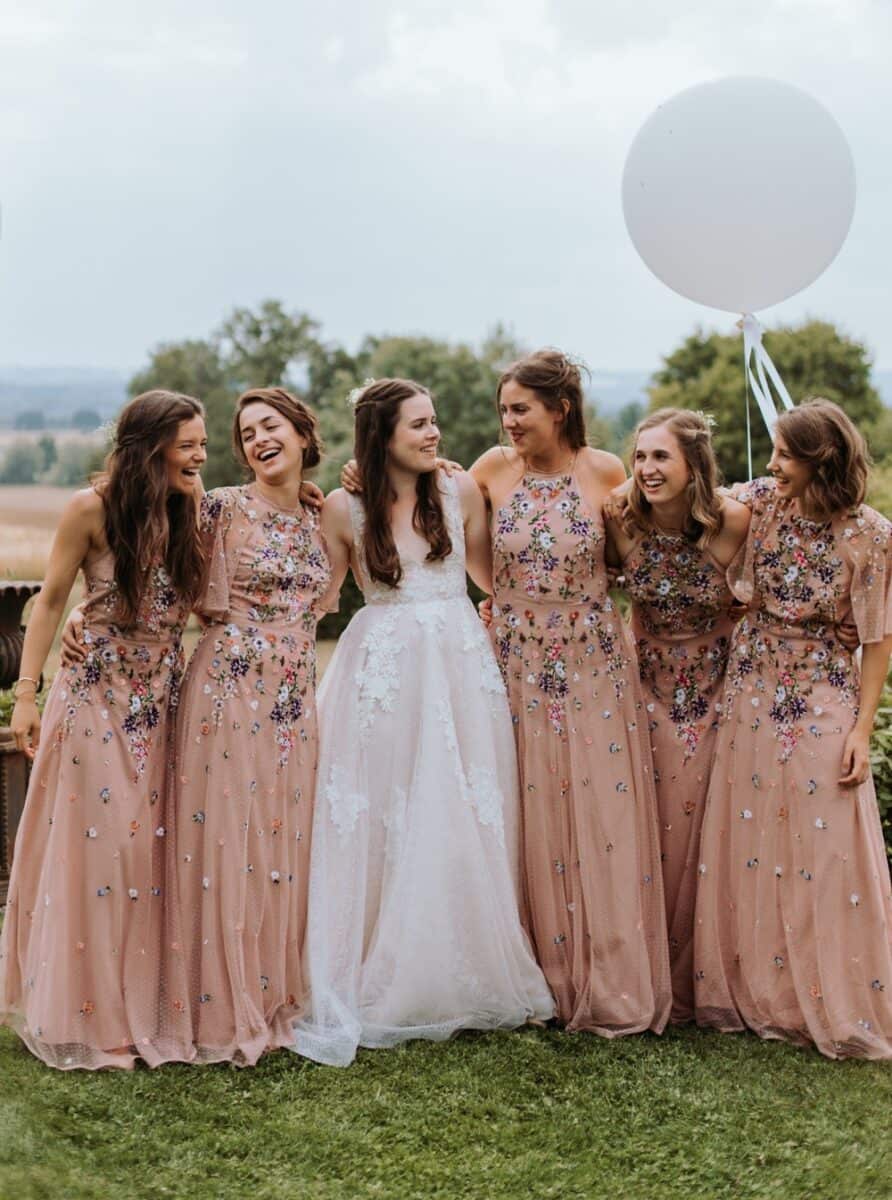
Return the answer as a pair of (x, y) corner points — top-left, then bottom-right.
(490, 471), (671, 1035)
(694, 479), (892, 1059)
(0, 550), (189, 1069)
(163, 486), (331, 1065)
(623, 529), (737, 1022)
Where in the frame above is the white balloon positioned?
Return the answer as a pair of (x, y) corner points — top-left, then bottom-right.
(622, 77), (856, 314)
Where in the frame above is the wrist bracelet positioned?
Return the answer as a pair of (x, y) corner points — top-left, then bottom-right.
(13, 677), (39, 697)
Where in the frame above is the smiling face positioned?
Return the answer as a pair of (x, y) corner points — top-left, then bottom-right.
(767, 431), (814, 500)
(633, 424), (690, 506)
(238, 400), (307, 484)
(163, 415), (207, 494)
(498, 379), (567, 460)
(386, 391), (440, 474)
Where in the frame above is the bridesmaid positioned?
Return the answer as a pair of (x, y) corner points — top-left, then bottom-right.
(164, 387), (330, 1065)
(0, 391), (207, 1069)
(471, 349), (671, 1034)
(694, 398), (892, 1058)
(604, 409), (750, 1022)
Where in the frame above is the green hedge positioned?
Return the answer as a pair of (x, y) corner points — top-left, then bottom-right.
(870, 680), (892, 859)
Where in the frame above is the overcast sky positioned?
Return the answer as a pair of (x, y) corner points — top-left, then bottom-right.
(1, 0), (889, 374)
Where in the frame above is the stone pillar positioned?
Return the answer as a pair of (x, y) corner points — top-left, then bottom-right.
(0, 581), (41, 904)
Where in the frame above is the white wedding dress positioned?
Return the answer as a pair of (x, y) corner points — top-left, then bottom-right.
(291, 475), (553, 1066)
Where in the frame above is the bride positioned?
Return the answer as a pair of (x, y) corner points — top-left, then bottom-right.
(291, 378), (553, 1066)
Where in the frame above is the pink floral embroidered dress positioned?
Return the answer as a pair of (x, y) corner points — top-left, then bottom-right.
(622, 529), (736, 1022)
(0, 550), (189, 1070)
(694, 478), (892, 1058)
(490, 471), (671, 1033)
(165, 485), (330, 1065)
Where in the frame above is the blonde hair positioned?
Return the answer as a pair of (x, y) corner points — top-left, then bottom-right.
(774, 397), (870, 519)
(625, 408), (722, 547)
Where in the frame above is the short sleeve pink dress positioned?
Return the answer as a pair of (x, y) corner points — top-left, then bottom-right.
(694, 478), (892, 1058)
(163, 485), (330, 1065)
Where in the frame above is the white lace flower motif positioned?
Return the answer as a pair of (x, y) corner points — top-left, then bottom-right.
(466, 764), (505, 846)
(325, 763), (369, 836)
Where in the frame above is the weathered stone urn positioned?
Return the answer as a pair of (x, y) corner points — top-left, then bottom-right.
(1, 581), (41, 904)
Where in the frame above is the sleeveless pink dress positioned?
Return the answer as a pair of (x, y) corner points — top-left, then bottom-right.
(694, 478), (892, 1058)
(490, 471), (671, 1034)
(0, 550), (188, 1069)
(622, 529), (736, 1022)
(164, 486), (331, 1065)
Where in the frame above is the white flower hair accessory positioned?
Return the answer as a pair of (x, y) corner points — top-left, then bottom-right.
(694, 409), (717, 430)
(347, 378), (376, 407)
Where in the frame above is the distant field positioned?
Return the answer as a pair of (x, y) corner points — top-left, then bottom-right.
(0, 484), (75, 579)
(0, 429), (104, 449)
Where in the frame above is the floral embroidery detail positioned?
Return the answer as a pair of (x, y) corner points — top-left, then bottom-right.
(494, 477), (600, 603)
(722, 481), (871, 763)
(195, 487), (330, 770)
(624, 530), (734, 761)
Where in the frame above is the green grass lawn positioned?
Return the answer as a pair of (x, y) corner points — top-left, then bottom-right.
(1, 1024), (889, 1200)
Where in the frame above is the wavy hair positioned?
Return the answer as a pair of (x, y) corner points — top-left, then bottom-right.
(625, 408), (723, 547)
(352, 378), (451, 588)
(232, 386), (322, 473)
(496, 348), (589, 449)
(774, 397), (870, 518)
(97, 390), (207, 627)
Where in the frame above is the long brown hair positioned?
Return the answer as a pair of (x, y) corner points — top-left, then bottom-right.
(496, 348), (588, 449)
(352, 378), (451, 588)
(232, 386), (322, 473)
(98, 390), (207, 627)
(625, 408), (723, 547)
(774, 397), (870, 519)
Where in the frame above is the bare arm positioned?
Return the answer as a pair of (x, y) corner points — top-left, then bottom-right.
(317, 490), (354, 613)
(458, 473), (493, 594)
(839, 634), (892, 786)
(710, 496), (751, 569)
(11, 490), (103, 754)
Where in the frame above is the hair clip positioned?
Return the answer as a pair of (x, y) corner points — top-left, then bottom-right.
(347, 378), (376, 407)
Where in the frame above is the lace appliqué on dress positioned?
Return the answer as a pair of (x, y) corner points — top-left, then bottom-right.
(325, 764), (369, 836)
(466, 764), (505, 846)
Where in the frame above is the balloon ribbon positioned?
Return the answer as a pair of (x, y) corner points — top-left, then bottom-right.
(741, 314), (794, 479)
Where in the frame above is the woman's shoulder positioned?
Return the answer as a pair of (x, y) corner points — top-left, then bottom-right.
(66, 486), (105, 520)
(577, 445), (626, 487)
(470, 444), (522, 478)
(719, 494), (751, 535)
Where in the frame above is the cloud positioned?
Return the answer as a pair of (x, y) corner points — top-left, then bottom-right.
(0, 0), (889, 371)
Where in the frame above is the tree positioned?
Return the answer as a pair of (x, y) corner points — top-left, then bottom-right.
(309, 329), (530, 494)
(14, 410), (44, 431)
(130, 302), (326, 490)
(71, 408), (102, 432)
(43, 440), (105, 486)
(0, 440), (41, 484)
(647, 320), (885, 484)
(130, 339), (237, 490)
(219, 300), (320, 393)
(37, 434), (57, 473)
